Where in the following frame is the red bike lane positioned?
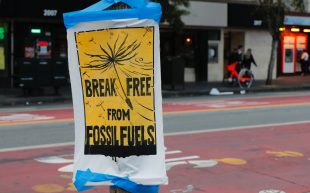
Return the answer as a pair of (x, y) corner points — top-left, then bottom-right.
(163, 94), (310, 113)
(1, 122), (310, 193)
(1, 94), (310, 126)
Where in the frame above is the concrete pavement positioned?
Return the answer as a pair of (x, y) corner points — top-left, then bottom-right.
(1, 75), (310, 107)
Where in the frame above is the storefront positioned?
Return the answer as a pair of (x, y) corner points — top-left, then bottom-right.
(0, 0), (98, 88)
(160, 1), (227, 86)
(160, 28), (218, 87)
(280, 29), (307, 74)
(226, 3), (273, 81)
(279, 15), (310, 75)
(1, 0), (227, 88)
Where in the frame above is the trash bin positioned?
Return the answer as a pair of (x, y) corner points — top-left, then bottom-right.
(168, 55), (185, 90)
(161, 56), (170, 86)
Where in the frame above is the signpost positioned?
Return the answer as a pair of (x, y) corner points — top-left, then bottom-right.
(110, 187), (129, 193)
(63, 1), (167, 192)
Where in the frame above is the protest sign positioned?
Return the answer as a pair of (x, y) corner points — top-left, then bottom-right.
(63, 0), (167, 192)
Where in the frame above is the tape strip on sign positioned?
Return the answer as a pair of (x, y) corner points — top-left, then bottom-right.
(63, 0), (162, 29)
(64, 0), (167, 192)
(75, 169), (159, 193)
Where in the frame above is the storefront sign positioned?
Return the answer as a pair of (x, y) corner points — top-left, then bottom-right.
(0, 0), (98, 19)
(284, 15), (310, 26)
(43, 9), (58, 17)
(64, 1), (166, 193)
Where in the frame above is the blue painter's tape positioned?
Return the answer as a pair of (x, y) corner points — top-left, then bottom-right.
(74, 169), (159, 193)
(63, 0), (162, 29)
(83, 0), (147, 12)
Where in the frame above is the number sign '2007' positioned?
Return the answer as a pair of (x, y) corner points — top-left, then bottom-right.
(43, 9), (57, 17)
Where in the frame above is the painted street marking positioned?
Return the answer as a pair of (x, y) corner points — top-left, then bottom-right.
(3, 120), (310, 153)
(0, 142), (74, 153)
(165, 120), (310, 137)
(166, 100), (270, 108)
(259, 190), (286, 193)
(35, 156), (73, 164)
(188, 160), (218, 168)
(59, 174), (72, 179)
(166, 156), (200, 162)
(34, 149), (201, 173)
(216, 158), (247, 165)
(2, 95), (310, 126)
(32, 184), (65, 193)
(170, 185), (194, 193)
(166, 161), (187, 171)
(66, 182), (77, 191)
(0, 113), (54, 122)
(2, 115), (309, 193)
(266, 151), (303, 157)
(166, 150), (182, 155)
(58, 164), (73, 173)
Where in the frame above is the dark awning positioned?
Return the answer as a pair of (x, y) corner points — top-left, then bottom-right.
(228, 3), (267, 29)
(0, 0), (99, 20)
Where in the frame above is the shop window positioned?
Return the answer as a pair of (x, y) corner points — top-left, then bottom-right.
(36, 39), (52, 59)
(16, 24), (68, 60)
(24, 47), (35, 58)
(20, 26), (53, 59)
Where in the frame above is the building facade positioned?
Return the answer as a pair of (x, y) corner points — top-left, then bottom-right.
(225, 2), (275, 81)
(161, 0), (274, 84)
(0, 0), (98, 88)
(1, 0), (310, 89)
(174, 0), (310, 84)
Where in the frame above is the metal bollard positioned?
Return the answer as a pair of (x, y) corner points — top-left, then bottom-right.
(107, 3), (131, 193)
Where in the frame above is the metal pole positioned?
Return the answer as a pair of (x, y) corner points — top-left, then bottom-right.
(10, 20), (14, 88)
(105, 3), (130, 192)
(109, 187), (129, 193)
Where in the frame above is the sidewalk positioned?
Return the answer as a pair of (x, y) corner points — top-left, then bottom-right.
(1, 75), (310, 107)
(164, 75), (310, 97)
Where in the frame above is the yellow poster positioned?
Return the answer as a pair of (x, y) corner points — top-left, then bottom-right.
(75, 27), (156, 157)
(0, 47), (5, 70)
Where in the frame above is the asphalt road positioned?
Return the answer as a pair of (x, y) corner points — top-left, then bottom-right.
(1, 91), (310, 149)
(1, 91), (310, 193)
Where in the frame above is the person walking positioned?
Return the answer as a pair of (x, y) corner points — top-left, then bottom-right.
(300, 49), (309, 76)
(229, 45), (244, 64)
(237, 45), (244, 63)
(243, 48), (258, 70)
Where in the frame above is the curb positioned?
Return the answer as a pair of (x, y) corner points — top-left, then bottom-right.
(162, 85), (310, 98)
(1, 85), (310, 107)
(0, 95), (72, 107)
